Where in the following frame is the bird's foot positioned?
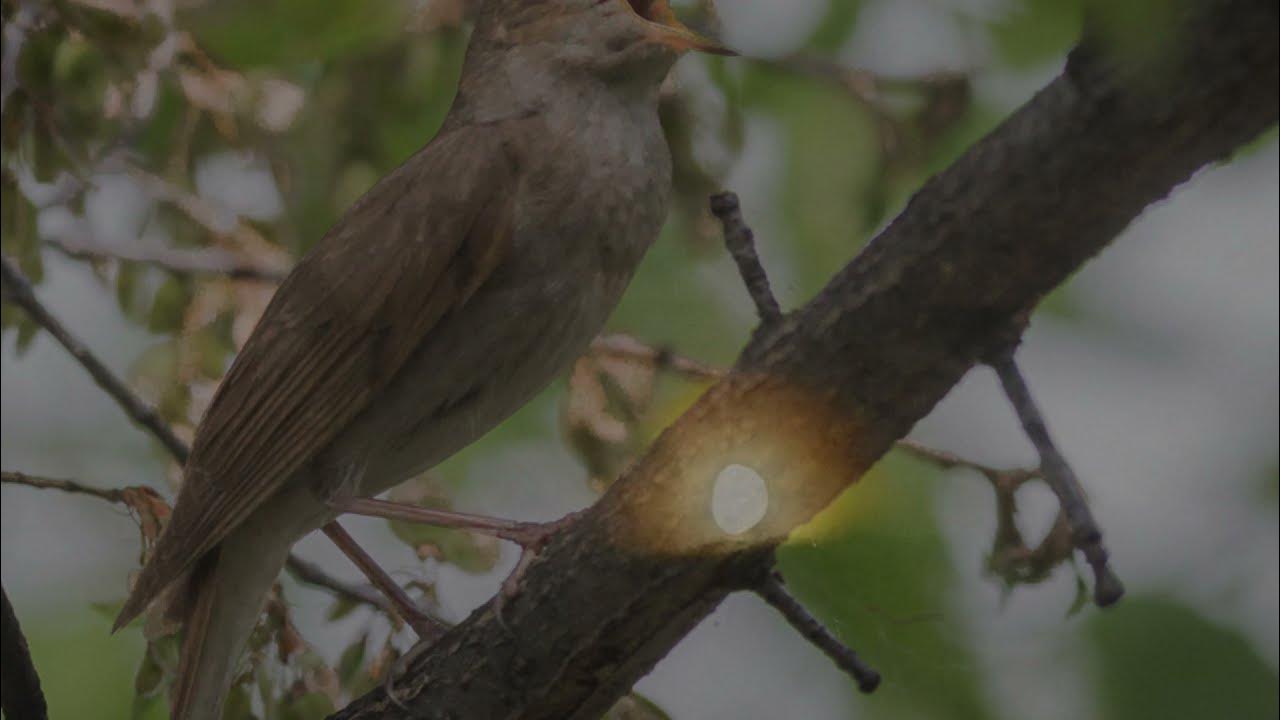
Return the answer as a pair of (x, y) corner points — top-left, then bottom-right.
(328, 498), (587, 624)
(490, 510), (585, 629)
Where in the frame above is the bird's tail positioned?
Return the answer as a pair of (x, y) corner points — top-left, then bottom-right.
(169, 531), (292, 720)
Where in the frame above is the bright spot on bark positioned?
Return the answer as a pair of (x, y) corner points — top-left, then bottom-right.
(712, 464), (768, 535)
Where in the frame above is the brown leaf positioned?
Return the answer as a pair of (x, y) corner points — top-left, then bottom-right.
(120, 485), (171, 562)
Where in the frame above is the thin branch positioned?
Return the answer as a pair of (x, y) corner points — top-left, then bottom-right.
(1, 469), (125, 503)
(1, 468), (393, 616)
(283, 555), (392, 617)
(1, 257), (395, 615)
(755, 572), (881, 694)
(45, 236), (287, 283)
(709, 191), (783, 325)
(1, 254), (191, 462)
(589, 333), (724, 382)
(894, 439), (1039, 489)
(0, 583), (49, 720)
(989, 353), (1125, 607)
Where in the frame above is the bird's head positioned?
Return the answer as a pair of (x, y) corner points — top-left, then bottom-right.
(471, 0), (733, 86)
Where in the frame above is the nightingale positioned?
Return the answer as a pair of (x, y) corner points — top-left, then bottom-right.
(109, 1), (731, 718)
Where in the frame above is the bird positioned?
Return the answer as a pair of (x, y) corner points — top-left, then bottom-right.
(109, 1), (731, 718)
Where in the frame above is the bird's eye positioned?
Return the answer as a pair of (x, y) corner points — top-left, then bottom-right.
(621, 0), (670, 23)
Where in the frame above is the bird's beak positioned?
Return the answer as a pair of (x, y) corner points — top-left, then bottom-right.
(625, 0), (737, 56)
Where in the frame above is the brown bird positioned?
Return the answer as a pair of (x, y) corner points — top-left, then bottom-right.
(110, 0), (730, 717)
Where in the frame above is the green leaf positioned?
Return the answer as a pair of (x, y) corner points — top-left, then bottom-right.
(1087, 596), (1280, 720)
(184, 0), (409, 68)
(279, 692), (335, 720)
(325, 595), (361, 623)
(336, 635), (368, 687)
(989, 0), (1083, 68)
(133, 645), (165, 697)
(147, 275), (192, 334)
(222, 683), (257, 720)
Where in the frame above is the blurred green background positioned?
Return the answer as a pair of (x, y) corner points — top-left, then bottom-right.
(2, 0), (1276, 718)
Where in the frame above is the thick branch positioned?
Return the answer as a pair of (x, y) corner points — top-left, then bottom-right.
(0, 584), (48, 720)
(336, 2), (1278, 717)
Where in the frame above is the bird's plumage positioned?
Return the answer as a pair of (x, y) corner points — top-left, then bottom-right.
(114, 122), (523, 631)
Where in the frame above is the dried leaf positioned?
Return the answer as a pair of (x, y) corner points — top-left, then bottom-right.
(120, 485), (172, 560)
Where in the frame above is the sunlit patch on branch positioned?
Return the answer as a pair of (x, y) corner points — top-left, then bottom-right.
(711, 463), (768, 535)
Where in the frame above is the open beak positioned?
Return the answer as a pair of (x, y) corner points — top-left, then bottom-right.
(624, 0), (737, 56)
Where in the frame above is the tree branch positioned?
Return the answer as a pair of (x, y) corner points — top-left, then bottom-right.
(1, 254), (191, 462)
(990, 354), (1124, 606)
(0, 264), (395, 617)
(0, 469), (393, 617)
(44, 236), (287, 283)
(335, 1), (1278, 716)
(709, 191), (782, 325)
(755, 572), (880, 693)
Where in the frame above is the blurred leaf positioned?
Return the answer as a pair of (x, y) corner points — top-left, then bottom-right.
(990, 0), (1083, 68)
(325, 595), (362, 623)
(1262, 460), (1278, 509)
(807, 0), (863, 54)
(134, 643), (165, 697)
(184, 0), (410, 68)
(147, 275), (193, 334)
(279, 691), (336, 720)
(1087, 596), (1280, 720)
(744, 68), (880, 294)
(337, 634), (368, 687)
(779, 459), (994, 720)
(222, 684), (257, 720)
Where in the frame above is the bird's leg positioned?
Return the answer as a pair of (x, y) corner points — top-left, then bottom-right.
(328, 497), (585, 619)
(321, 521), (447, 641)
(328, 497), (575, 551)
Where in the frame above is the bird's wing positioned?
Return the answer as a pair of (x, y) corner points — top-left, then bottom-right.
(116, 121), (522, 628)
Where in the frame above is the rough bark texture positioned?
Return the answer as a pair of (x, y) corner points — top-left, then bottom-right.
(335, 1), (1278, 718)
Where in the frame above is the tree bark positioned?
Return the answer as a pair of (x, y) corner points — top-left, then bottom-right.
(334, 1), (1278, 717)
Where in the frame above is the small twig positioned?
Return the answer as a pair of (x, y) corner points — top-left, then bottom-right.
(989, 353), (1124, 607)
(46, 236), (287, 283)
(755, 572), (881, 693)
(1, 583), (49, 720)
(894, 438), (1039, 487)
(1, 470), (126, 503)
(1, 258), (397, 615)
(709, 192), (783, 325)
(1, 468), (393, 616)
(1, 254), (191, 462)
(282, 554), (392, 617)
(589, 333), (723, 382)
